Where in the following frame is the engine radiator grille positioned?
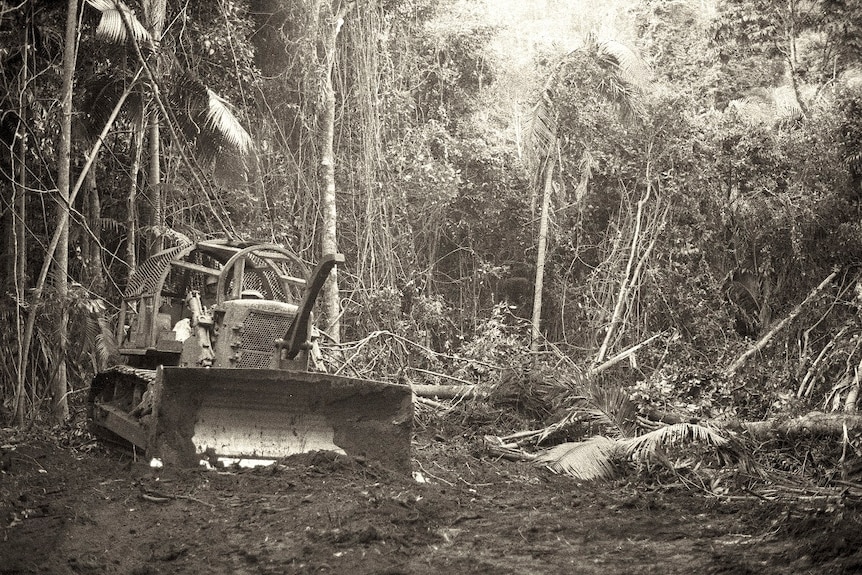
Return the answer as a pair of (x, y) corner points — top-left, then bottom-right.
(236, 310), (296, 369)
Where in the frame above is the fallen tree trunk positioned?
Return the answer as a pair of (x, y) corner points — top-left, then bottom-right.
(645, 408), (862, 440)
(411, 384), (479, 400)
(724, 412), (862, 441)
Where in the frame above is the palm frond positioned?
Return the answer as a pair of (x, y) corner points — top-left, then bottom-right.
(535, 436), (620, 480)
(99, 216), (125, 233)
(569, 382), (640, 439)
(526, 31), (649, 168)
(620, 423), (730, 461)
(589, 32), (652, 88)
(205, 89), (253, 155)
(87, 0), (152, 47)
(169, 72), (254, 163)
(528, 92), (558, 152)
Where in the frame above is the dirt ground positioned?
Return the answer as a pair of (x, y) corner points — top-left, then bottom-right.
(2, 416), (862, 575)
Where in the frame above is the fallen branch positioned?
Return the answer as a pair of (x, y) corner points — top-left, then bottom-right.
(724, 269), (839, 378)
(408, 367), (474, 386)
(483, 435), (538, 462)
(411, 384), (479, 399)
(590, 331), (666, 376)
(414, 396), (448, 409)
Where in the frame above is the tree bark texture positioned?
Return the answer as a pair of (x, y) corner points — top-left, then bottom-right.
(317, 1), (354, 342)
(531, 158), (554, 351)
(726, 412), (862, 440)
(144, 0), (165, 255)
(52, 0), (79, 424)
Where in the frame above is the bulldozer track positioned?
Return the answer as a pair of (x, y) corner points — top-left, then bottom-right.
(88, 366), (157, 452)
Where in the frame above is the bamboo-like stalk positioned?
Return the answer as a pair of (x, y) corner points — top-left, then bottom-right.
(126, 108), (144, 274)
(50, 0), (80, 424)
(12, 22), (30, 425)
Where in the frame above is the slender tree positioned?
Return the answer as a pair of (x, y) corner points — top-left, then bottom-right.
(527, 33), (649, 352)
(11, 14), (31, 425)
(315, 0), (354, 342)
(143, 0), (165, 254)
(52, 0), (80, 423)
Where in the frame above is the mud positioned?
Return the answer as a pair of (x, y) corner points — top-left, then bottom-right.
(2, 421), (861, 575)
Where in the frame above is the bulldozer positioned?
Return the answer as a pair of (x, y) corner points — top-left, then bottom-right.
(88, 239), (413, 471)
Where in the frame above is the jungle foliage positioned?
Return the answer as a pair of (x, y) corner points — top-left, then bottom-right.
(1, 0), (862, 480)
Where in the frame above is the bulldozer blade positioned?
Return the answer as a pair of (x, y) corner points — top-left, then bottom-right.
(148, 367), (413, 472)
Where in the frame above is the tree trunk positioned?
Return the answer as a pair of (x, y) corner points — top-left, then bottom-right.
(531, 158), (554, 352)
(12, 25), (29, 425)
(148, 117), (162, 252)
(317, 1), (354, 342)
(83, 167), (105, 292)
(726, 412), (862, 440)
(52, 0), (79, 424)
(127, 111), (144, 274)
(411, 384), (480, 399)
(143, 0), (165, 255)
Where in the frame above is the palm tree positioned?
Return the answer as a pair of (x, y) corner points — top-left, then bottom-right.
(85, 0), (253, 244)
(526, 32), (650, 352)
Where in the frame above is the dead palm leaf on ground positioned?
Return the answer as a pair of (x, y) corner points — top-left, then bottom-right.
(535, 436), (620, 480)
(535, 422), (734, 482)
(620, 423), (729, 460)
(531, 381), (639, 444)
